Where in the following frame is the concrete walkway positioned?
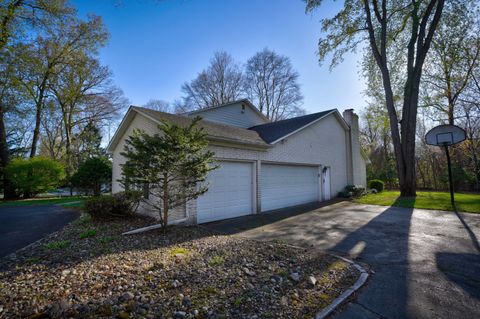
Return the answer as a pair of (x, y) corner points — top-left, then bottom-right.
(0, 205), (79, 257)
(204, 201), (480, 318)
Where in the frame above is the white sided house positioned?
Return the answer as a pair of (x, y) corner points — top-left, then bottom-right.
(107, 99), (367, 224)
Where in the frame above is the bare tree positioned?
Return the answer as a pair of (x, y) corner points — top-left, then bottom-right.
(143, 99), (172, 113)
(421, 1), (480, 125)
(181, 51), (244, 110)
(49, 54), (125, 184)
(13, 14), (108, 158)
(244, 48), (304, 121)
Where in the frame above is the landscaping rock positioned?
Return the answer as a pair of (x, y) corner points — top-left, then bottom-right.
(290, 272), (300, 282)
(0, 216), (360, 319)
(120, 292), (134, 302)
(173, 310), (186, 318)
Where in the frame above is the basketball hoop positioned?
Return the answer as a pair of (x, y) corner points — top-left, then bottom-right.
(425, 125), (466, 208)
(425, 124), (466, 147)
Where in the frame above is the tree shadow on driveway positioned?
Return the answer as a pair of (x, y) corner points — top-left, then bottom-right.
(205, 200), (415, 318)
(328, 205), (414, 319)
(435, 207), (480, 301)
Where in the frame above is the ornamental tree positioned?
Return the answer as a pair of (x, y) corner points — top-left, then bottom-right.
(120, 117), (217, 229)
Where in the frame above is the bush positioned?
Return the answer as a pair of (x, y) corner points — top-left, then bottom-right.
(84, 191), (141, 220)
(338, 190), (352, 198)
(368, 179), (385, 193)
(71, 157), (112, 196)
(6, 157), (65, 198)
(339, 185), (366, 198)
(345, 185), (365, 197)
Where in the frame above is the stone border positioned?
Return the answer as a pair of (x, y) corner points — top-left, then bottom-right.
(315, 253), (369, 319)
(269, 242), (369, 319)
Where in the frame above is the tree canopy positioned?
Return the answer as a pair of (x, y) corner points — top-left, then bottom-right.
(307, 0), (447, 196)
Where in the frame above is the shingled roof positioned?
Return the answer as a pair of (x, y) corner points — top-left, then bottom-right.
(248, 110), (336, 144)
(133, 107), (269, 148)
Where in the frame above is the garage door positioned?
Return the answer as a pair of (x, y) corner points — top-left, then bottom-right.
(197, 161), (254, 223)
(261, 164), (319, 211)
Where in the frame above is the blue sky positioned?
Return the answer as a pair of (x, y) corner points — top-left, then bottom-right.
(73, 0), (367, 115)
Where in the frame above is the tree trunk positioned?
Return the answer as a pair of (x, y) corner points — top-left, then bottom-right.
(30, 99), (43, 158)
(162, 175), (169, 232)
(0, 106), (16, 199)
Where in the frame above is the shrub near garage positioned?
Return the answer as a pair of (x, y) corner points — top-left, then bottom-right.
(84, 191), (141, 220)
(339, 185), (366, 198)
(368, 179), (385, 193)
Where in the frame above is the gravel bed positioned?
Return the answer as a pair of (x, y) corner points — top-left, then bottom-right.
(0, 215), (359, 319)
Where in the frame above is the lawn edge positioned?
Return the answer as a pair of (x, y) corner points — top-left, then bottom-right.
(352, 201), (480, 214)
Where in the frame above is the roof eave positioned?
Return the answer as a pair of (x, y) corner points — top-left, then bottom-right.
(208, 136), (270, 151)
(111, 107), (269, 152)
(106, 106), (136, 153)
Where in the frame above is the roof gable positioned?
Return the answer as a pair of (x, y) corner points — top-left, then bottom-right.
(249, 109), (346, 144)
(186, 99), (269, 128)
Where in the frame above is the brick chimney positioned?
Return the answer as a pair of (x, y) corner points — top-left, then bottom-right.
(343, 109), (362, 186)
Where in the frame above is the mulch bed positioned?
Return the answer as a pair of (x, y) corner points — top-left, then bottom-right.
(0, 215), (359, 319)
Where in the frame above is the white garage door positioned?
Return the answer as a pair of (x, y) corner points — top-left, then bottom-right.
(261, 164), (319, 211)
(197, 161), (254, 223)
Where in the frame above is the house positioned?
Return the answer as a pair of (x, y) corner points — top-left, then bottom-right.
(107, 99), (367, 224)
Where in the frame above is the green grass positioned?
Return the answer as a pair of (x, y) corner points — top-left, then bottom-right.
(96, 235), (116, 244)
(208, 255), (224, 266)
(168, 247), (190, 257)
(79, 229), (97, 239)
(355, 190), (480, 213)
(0, 196), (86, 207)
(44, 240), (70, 250)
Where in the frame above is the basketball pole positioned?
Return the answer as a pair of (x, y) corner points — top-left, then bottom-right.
(444, 144), (455, 209)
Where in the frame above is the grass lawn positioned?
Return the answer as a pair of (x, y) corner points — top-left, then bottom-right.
(355, 190), (480, 213)
(0, 196), (85, 207)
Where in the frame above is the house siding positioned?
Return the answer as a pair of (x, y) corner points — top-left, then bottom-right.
(111, 110), (354, 225)
(209, 114), (348, 199)
(189, 101), (266, 128)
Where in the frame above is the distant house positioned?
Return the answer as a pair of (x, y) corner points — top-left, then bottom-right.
(107, 99), (367, 224)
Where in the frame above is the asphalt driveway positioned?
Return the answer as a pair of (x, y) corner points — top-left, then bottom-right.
(204, 201), (480, 318)
(0, 205), (79, 257)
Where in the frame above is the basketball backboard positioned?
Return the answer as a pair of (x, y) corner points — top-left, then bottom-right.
(425, 125), (466, 146)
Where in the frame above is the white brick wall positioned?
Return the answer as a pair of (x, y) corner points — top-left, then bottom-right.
(112, 111), (351, 225)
